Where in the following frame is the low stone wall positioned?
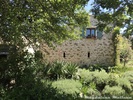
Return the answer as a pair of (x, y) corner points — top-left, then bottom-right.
(41, 34), (114, 66)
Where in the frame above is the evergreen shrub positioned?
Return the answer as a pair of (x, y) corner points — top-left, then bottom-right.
(52, 79), (82, 96)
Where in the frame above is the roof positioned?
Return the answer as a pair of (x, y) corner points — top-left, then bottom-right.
(89, 15), (98, 27)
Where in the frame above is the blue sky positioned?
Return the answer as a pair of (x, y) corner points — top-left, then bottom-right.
(85, 0), (94, 12)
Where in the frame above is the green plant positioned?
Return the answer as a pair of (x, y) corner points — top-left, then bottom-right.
(77, 69), (93, 85)
(92, 70), (109, 92)
(78, 69), (109, 91)
(110, 66), (133, 74)
(63, 63), (78, 79)
(117, 78), (132, 93)
(87, 88), (101, 96)
(0, 51), (56, 100)
(107, 73), (120, 86)
(107, 73), (132, 95)
(122, 71), (133, 95)
(80, 86), (88, 97)
(77, 68), (133, 96)
(122, 71), (133, 83)
(0, 50), (35, 89)
(92, 70), (109, 84)
(120, 37), (132, 66)
(102, 85), (125, 96)
(86, 82), (101, 96)
(0, 54), (82, 100)
(3, 79), (80, 100)
(51, 61), (65, 79)
(52, 79), (82, 96)
(89, 64), (110, 72)
(39, 61), (79, 80)
(80, 64), (111, 72)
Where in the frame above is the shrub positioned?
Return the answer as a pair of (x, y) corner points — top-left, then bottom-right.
(3, 81), (58, 100)
(122, 71), (133, 83)
(110, 66), (133, 73)
(86, 82), (101, 96)
(92, 70), (109, 85)
(92, 70), (109, 91)
(117, 78), (132, 93)
(77, 69), (133, 96)
(89, 64), (110, 72)
(50, 61), (65, 79)
(0, 50), (81, 100)
(3, 80), (80, 100)
(78, 69), (109, 84)
(77, 69), (93, 85)
(87, 88), (101, 96)
(107, 73), (120, 86)
(78, 69), (109, 91)
(62, 63), (78, 79)
(80, 64), (111, 72)
(52, 79), (82, 96)
(0, 54), (66, 100)
(40, 61), (79, 80)
(0, 50), (36, 90)
(122, 71), (133, 95)
(107, 73), (132, 95)
(102, 85), (125, 96)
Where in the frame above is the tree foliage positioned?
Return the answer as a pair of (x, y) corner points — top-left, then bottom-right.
(0, 1), (89, 99)
(119, 36), (132, 66)
(91, 0), (132, 32)
(91, 0), (133, 66)
(0, 0), (89, 47)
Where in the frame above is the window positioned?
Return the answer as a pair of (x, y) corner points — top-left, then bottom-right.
(86, 28), (96, 38)
(63, 52), (66, 58)
(88, 52), (90, 58)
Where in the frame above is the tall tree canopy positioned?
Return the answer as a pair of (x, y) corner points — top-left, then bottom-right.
(0, 0), (89, 95)
(91, 0), (133, 66)
(91, 0), (133, 33)
(0, 0), (89, 47)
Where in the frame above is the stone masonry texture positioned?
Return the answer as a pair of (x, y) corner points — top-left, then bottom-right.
(40, 33), (114, 66)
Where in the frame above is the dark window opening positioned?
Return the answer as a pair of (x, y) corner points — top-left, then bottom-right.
(88, 52), (90, 58)
(63, 52), (66, 58)
(86, 28), (96, 38)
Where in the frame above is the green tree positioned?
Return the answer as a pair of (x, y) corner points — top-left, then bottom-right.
(0, 0), (89, 47)
(119, 36), (132, 66)
(0, 0), (89, 99)
(91, 0), (133, 66)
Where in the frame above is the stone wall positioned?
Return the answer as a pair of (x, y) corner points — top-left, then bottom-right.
(40, 34), (114, 66)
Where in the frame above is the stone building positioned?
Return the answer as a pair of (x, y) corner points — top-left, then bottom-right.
(0, 15), (114, 66)
(41, 16), (114, 66)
